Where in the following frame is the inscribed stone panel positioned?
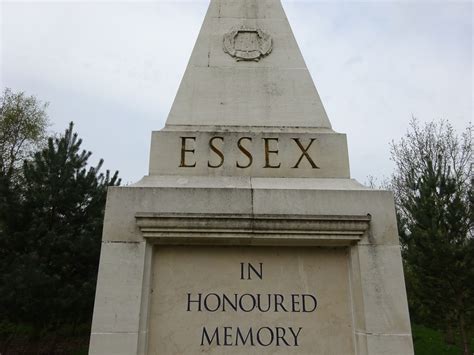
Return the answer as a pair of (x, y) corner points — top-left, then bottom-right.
(148, 246), (355, 354)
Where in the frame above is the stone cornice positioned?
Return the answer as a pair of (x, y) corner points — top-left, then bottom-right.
(135, 213), (371, 246)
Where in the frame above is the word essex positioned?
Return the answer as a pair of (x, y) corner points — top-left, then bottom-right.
(179, 136), (320, 169)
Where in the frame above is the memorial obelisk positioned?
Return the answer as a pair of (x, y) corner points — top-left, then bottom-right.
(89, 1), (414, 354)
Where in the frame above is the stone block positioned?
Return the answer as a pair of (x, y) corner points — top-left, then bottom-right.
(149, 130), (350, 178)
(356, 245), (412, 335)
(366, 334), (414, 355)
(167, 66), (330, 127)
(102, 185), (253, 242)
(207, 0), (286, 20)
(89, 332), (139, 355)
(91, 242), (147, 333)
(251, 186), (400, 246)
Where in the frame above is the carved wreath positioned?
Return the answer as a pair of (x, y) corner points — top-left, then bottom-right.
(223, 26), (273, 62)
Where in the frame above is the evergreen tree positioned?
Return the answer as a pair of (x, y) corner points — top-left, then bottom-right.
(0, 122), (120, 337)
(391, 119), (472, 354)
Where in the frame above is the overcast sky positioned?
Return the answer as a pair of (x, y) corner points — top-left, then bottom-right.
(1, 0), (472, 184)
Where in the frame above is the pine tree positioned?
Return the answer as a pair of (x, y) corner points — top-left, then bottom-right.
(0, 122), (120, 336)
(391, 119), (472, 354)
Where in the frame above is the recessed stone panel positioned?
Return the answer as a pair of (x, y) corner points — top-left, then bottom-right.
(147, 246), (355, 354)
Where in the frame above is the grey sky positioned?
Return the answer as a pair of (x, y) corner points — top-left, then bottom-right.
(1, 0), (472, 184)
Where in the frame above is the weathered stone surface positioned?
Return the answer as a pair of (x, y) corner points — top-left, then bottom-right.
(91, 177), (412, 353)
(89, 0), (413, 354)
(99, 177), (396, 246)
(166, 0), (331, 128)
(89, 332), (139, 355)
(356, 245), (412, 334)
(91, 242), (147, 334)
(149, 130), (350, 178)
(101, 183), (253, 243)
(251, 185), (400, 246)
(207, 0), (287, 20)
(148, 246), (354, 354)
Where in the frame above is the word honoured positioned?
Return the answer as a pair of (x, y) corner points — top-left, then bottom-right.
(186, 293), (317, 313)
(186, 263), (318, 348)
(179, 136), (320, 169)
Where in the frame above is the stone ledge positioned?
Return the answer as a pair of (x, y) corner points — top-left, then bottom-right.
(135, 212), (371, 246)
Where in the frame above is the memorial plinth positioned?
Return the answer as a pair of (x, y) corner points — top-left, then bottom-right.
(89, 1), (414, 354)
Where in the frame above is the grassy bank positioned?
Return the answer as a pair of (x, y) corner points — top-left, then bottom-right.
(413, 324), (474, 355)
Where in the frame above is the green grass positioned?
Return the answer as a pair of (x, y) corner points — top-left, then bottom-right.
(413, 324), (473, 355)
(71, 348), (88, 355)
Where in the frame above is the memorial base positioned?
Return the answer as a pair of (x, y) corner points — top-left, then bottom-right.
(89, 176), (413, 355)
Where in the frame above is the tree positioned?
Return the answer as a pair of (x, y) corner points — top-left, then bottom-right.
(390, 118), (472, 354)
(0, 122), (120, 347)
(0, 88), (49, 177)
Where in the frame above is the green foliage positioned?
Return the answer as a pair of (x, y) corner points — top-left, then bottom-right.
(391, 119), (473, 354)
(412, 324), (474, 355)
(0, 88), (49, 176)
(0, 122), (120, 338)
(72, 348), (89, 355)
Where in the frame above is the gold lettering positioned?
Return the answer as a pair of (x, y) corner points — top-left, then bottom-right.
(179, 137), (197, 168)
(292, 138), (319, 169)
(236, 137), (253, 169)
(208, 136), (224, 168)
(263, 138), (281, 168)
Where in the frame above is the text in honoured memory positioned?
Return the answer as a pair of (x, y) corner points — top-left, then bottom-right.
(186, 262), (318, 348)
(179, 136), (320, 169)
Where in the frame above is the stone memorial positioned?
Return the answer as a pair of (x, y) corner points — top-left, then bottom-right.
(89, 0), (414, 354)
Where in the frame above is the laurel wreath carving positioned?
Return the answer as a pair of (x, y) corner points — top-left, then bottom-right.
(223, 26), (273, 62)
